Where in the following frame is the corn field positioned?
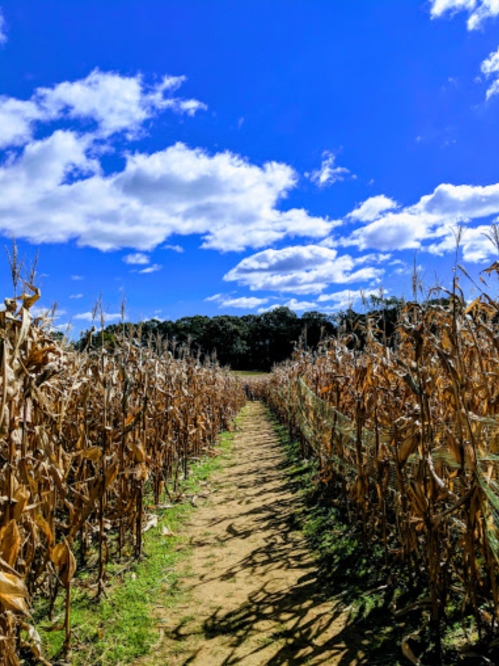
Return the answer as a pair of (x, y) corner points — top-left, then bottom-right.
(0, 278), (244, 664)
(259, 264), (499, 655)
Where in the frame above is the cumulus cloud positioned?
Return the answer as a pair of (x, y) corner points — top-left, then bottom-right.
(55, 323), (73, 332)
(344, 182), (499, 261)
(0, 71), (338, 254)
(204, 293), (267, 309)
(348, 195), (398, 222)
(427, 224), (497, 261)
(219, 296), (269, 309)
(31, 306), (67, 319)
(123, 252), (150, 265)
(0, 69), (206, 148)
(347, 210), (430, 252)
(224, 245), (385, 295)
(317, 288), (381, 310)
(74, 311), (122, 322)
(257, 293), (383, 313)
(38, 71), (206, 136)
(0, 128), (335, 252)
(481, 46), (499, 98)
(430, 0), (499, 30)
(70, 293), (83, 299)
(306, 151), (350, 187)
(257, 299), (319, 314)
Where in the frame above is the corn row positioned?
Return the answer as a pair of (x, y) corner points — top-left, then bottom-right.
(259, 274), (499, 650)
(0, 286), (244, 664)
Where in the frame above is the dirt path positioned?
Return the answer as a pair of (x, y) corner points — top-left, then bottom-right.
(143, 402), (366, 665)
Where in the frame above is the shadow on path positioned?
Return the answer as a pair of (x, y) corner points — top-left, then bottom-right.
(157, 401), (369, 665)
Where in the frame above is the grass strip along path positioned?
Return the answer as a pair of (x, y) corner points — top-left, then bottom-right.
(141, 401), (368, 666)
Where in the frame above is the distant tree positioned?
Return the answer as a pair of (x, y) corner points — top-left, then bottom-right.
(201, 316), (248, 367)
(50, 330), (65, 343)
(74, 297), (451, 369)
(300, 311), (336, 348)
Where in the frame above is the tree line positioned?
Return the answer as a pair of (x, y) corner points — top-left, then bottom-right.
(76, 295), (412, 370)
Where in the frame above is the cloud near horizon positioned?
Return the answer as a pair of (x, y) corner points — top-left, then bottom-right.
(224, 245), (385, 295)
(256, 289), (385, 314)
(74, 311), (122, 322)
(343, 184), (499, 262)
(205, 293), (269, 309)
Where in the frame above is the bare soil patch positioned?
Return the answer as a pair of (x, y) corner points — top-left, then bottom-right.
(141, 402), (367, 665)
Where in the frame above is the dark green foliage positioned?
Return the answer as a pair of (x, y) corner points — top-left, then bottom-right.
(77, 307), (337, 370)
(76, 297), (450, 371)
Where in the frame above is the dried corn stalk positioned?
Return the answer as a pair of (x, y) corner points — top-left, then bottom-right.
(260, 265), (499, 651)
(0, 282), (244, 664)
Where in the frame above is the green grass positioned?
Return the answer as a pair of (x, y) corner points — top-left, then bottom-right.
(231, 370), (269, 376)
(32, 411), (246, 666)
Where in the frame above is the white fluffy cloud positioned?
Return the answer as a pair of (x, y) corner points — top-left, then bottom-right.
(348, 195), (398, 222)
(430, 0), (499, 30)
(31, 306), (67, 319)
(38, 71), (206, 136)
(74, 311), (122, 322)
(123, 252), (150, 265)
(0, 127), (335, 252)
(257, 292), (387, 314)
(306, 151), (350, 188)
(221, 296), (269, 309)
(224, 245), (384, 295)
(344, 183), (499, 261)
(427, 224), (497, 261)
(0, 71), (337, 254)
(284, 298), (317, 310)
(0, 69), (205, 148)
(258, 298), (319, 313)
(317, 288), (381, 310)
(347, 210), (431, 252)
(431, 3), (499, 98)
(481, 46), (499, 98)
(205, 293), (268, 309)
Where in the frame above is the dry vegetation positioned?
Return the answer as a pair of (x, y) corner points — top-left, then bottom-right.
(0, 247), (245, 665)
(257, 256), (499, 660)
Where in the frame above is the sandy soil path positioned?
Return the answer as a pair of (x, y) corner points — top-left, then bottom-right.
(142, 401), (366, 665)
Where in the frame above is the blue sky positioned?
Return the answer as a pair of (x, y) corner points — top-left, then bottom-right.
(2, 0), (499, 333)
